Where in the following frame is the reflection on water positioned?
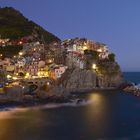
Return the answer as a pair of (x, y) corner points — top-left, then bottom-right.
(88, 93), (110, 122)
(0, 108), (28, 119)
(0, 108), (47, 140)
(0, 91), (140, 140)
(0, 88), (4, 94)
(84, 92), (114, 138)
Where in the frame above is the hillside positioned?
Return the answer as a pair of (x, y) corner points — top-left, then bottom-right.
(0, 7), (60, 43)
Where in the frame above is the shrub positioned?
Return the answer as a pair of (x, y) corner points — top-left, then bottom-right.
(108, 53), (115, 62)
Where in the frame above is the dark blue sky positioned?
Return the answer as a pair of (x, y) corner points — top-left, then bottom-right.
(1, 0), (140, 71)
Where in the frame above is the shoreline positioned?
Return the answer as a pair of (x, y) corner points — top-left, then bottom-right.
(0, 87), (120, 110)
(0, 94), (80, 110)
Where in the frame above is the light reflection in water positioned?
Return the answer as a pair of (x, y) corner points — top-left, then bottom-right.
(0, 108), (46, 140)
(84, 92), (113, 137)
(0, 91), (138, 140)
(0, 108), (28, 119)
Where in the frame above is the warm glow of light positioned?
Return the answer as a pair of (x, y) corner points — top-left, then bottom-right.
(0, 88), (4, 94)
(92, 64), (96, 70)
(19, 52), (23, 56)
(45, 71), (49, 77)
(7, 75), (12, 79)
(26, 73), (29, 76)
(19, 41), (23, 45)
(0, 54), (2, 57)
(11, 82), (19, 86)
(90, 93), (102, 102)
(97, 49), (102, 52)
(12, 77), (18, 80)
(25, 73), (30, 79)
(83, 46), (88, 50)
(37, 72), (41, 77)
(48, 59), (53, 63)
(37, 70), (49, 78)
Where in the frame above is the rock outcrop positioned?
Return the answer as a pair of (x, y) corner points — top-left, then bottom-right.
(123, 84), (140, 96)
(59, 68), (124, 92)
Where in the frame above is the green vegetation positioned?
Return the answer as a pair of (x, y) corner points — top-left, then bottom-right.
(0, 7), (60, 43)
(84, 50), (99, 60)
(0, 70), (6, 82)
(0, 7), (33, 39)
(108, 53), (115, 62)
(97, 60), (120, 76)
(84, 50), (99, 69)
(0, 27), (28, 39)
(84, 49), (118, 74)
(0, 45), (23, 57)
(83, 48), (118, 75)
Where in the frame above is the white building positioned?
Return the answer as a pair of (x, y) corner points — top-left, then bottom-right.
(17, 57), (26, 67)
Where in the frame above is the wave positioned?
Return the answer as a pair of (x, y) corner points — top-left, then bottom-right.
(0, 99), (93, 114)
(38, 99), (93, 109)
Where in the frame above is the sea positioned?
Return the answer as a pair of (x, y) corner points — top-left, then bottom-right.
(0, 72), (140, 140)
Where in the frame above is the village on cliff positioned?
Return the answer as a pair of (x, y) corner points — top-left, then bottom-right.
(0, 36), (122, 96)
(0, 37), (109, 83)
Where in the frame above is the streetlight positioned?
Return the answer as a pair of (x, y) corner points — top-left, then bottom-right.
(83, 46), (88, 50)
(92, 64), (96, 70)
(7, 75), (12, 79)
(97, 49), (102, 53)
(25, 73), (30, 79)
(48, 59), (53, 63)
(19, 52), (23, 56)
(12, 77), (18, 80)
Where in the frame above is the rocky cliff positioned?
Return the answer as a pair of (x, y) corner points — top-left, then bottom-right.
(58, 68), (123, 92)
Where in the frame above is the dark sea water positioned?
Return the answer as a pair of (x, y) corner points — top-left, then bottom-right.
(0, 72), (140, 140)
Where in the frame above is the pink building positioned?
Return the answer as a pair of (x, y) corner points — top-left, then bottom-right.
(54, 66), (68, 78)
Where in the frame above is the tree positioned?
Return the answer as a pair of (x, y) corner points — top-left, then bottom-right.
(0, 70), (6, 82)
(108, 53), (115, 62)
(84, 50), (99, 60)
(0, 45), (23, 57)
